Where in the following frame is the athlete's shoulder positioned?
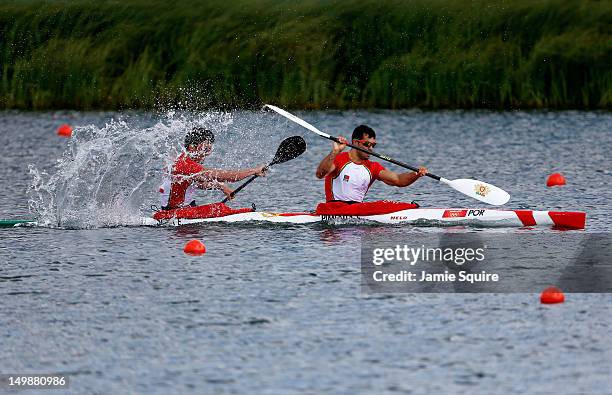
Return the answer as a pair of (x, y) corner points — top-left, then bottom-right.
(334, 151), (350, 164)
(364, 159), (386, 178)
(174, 153), (203, 174)
(326, 151), (350, 178)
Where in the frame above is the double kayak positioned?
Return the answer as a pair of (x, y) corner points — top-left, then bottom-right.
(2, 201), (585, 229)
(147, 201), (586, 229)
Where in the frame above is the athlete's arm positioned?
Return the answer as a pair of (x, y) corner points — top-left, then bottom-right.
(316, 137), (348, 179)
(219, 183), (234, 200)
(196, 165), (266, 183)
(378, 167), (427, 187)
(196, 180), (235, 200)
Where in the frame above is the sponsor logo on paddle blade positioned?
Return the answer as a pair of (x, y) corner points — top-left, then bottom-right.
(474, 183), (491, 197)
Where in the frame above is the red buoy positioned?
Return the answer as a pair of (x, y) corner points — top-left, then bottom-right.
(546, 173), (566, 187)
(57, 124), (73, 137)
(184, 239), (206, 255)
(540, 287), (565, 304)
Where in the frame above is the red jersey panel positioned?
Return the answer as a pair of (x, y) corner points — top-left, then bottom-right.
(167, 153), (204, 208)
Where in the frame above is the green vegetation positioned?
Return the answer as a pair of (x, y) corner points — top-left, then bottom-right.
(1, 0), (610, 110)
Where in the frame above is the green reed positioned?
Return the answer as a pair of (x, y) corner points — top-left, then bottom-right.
(0, 0), (610, 110)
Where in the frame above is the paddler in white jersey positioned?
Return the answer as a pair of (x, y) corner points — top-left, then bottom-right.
(316, 125), (428, 203)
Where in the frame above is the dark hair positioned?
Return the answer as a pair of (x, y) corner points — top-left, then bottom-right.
(352, 125), (376, 140)
(184, 127), (215, 148)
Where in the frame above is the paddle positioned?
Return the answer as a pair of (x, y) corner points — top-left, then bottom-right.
(221, 135), (307, 203)
(264, 104), (510, 206)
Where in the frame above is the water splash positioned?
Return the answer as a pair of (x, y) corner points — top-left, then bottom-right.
(27, 110), (252, 229)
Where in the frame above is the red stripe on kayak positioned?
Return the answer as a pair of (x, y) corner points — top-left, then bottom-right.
(442, 209), (468, 218)
(315, 201), (418, 216)
(548, 211), (586, 229)
(153, 203), (254, 220)
(514, 210), (537, 226)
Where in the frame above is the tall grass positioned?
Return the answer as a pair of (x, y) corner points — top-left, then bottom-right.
(0, 0), (610, 110)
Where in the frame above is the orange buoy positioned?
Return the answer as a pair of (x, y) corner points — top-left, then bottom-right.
(546, 173), (566, 187)
(540, 286), (565, 304)
(57, 124), (73, 137)
(184, 239), (206, 255)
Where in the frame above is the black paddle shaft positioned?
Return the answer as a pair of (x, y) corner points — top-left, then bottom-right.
(221, 174), (259, 203)
(328, 136), (441, 181)
(221, 136), (306, 203)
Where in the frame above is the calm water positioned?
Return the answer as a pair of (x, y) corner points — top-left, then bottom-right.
(1, 110), (611, 394)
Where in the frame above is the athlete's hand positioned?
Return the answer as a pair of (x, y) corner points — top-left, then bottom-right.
(416, 166), (428, 177)
(222, 184), (235, 200)
(254, 164), (268, 177)
(332, 136), (348, 153)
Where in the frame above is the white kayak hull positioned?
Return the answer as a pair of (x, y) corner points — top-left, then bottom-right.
(143, 208), (586, 229)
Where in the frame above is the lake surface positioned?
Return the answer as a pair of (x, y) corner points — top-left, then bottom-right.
(1, 110), (611, 394)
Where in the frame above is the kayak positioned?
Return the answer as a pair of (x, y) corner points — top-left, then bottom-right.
(2, 207), (585, 229)
(147, 201), (586, 229)
(3, 202), (585, 229)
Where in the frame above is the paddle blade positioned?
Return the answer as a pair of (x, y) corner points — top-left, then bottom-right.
(264, 104), (332, 139)
(441, 178), (511, 205)
(270, 136), (306, 165)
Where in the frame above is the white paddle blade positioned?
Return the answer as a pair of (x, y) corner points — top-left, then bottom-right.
(264, 104), (331, 139)
(441, 178), (510, 206)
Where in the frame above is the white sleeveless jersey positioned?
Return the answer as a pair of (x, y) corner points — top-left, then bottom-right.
(325, 152), (385, 202)
(158, 176), (171, 207)
(158, 158), (197, 207)
(159, 176), (196, 207)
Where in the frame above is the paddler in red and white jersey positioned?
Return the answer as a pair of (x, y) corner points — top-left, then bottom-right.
(159, 127), (266, 210)
(316, 125), (428, 204)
